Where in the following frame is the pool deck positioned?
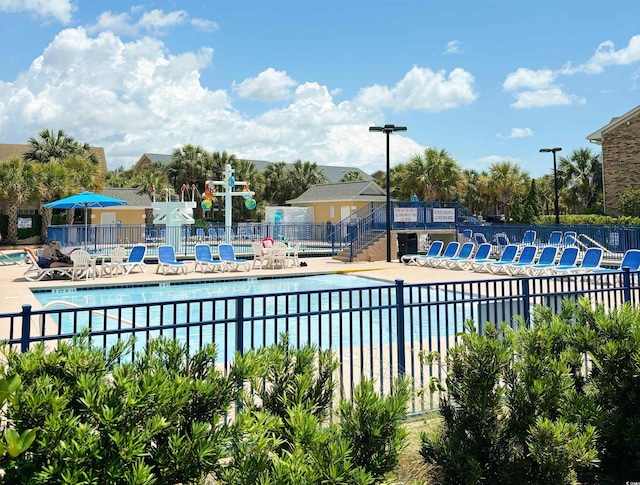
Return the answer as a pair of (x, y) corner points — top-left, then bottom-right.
(0, 255), (505, 313)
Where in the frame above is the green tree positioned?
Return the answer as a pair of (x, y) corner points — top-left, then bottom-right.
(488, 161), (529, 219)
(262, 161), (291, 205)
(0, 158), (40, 244)
(406, 147), (462, 201)
(511, 179), (542, 224)
(557, 147), (602, 213)
(23, 128), (98, 164)
(339, 170), (365, 182)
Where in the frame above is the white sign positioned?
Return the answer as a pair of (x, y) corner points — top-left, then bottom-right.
(432, 208), (456, 223)
(394, 207), (418, 223)
(18, 217), (32, 229)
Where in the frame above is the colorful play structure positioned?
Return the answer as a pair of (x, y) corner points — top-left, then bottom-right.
(151, 163), (256, 249)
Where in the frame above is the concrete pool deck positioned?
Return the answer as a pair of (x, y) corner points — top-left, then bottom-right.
(0, 254), (506, 313)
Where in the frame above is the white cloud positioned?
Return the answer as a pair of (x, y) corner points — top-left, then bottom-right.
(87, 7), (194, 36)
(508, 127), (534, 138)
(510, 88), (584, 109)
(565, 35), (640, 74)
(233, 68), (297, 101)
(503, 68), (555, 91)
(355, 66), (478, 112)
(444, 40), (463, 54)
(0, 27), (433, 174)
(191, 18), (219, 33)
(0, 0), (74, 24)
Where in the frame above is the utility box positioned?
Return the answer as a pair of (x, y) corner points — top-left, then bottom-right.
(397, 233), (418, 259)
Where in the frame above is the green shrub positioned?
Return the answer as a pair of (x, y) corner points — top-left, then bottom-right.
(1, 336), (240, 484)
(339, 377), (411, 479)
(421, 317), (598, 485)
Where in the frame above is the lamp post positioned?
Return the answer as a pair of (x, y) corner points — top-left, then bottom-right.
(539, 147), (562, 224)
(369, 124), (407, 262)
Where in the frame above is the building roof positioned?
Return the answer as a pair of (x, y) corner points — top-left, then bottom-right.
(587, 104), (640, 144)
(101, 188), (152, 208)
(0, 144), (108, 171)
(285, 180), (388, 204)
(133, 153), (372, 183)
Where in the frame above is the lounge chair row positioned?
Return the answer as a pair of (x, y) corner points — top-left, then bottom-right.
(23, 245), (148, 281)
(402, 240), (640, 277)
(158, 244), (251, 275)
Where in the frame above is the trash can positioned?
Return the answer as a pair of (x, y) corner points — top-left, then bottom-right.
(397, 233), (418, 260)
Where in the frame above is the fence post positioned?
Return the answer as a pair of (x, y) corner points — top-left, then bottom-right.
(623, 267), (631, 303)
(21, 304), (32, 353)
(395, 279), (406, 376)
(521, 279), (531, 327)
(235, 297), (244, 357)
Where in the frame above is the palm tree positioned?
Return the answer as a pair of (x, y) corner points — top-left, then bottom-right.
(0, 158), (40, 244)
(407, 147), (462, 201)
(460, 169), (484, 215)
(288, 160), (329, 200)
(23, 129), (98, 164)
(488, 161), (529, 219)
(168, 144), (208, 192)
(339, 170), (365, 182)
(557, 147), (603, 213)
(262, 162), (292, 206)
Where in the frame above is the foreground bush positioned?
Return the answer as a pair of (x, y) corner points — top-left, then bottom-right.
(1, 333), (411, 484)
(1, 336), (239, 484)
(421, 298), (640, 484)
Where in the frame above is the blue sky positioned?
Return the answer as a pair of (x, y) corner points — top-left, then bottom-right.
(1, 0), (639, 178)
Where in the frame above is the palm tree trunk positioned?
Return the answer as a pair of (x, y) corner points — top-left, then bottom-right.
(6, 202), (19, 244)
(40, 205), (53, 243)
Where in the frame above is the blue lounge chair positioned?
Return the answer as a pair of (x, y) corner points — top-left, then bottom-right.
(543, 231), (563, 247)
(122, 245), (147, 274)
(503, 245), (538, 276)
(156, 245), (189, 275)
(562, 231), (577, 247)
(422, 241), (460, 268)
(194, 244), (226, 273)
(401, 240), (443, 266)
(474, 233), (488, 245)
(487, 245), (525, 274)
(532, 247), (579, 276)
(520, 230), (537, 246)
(522, 246), (560, 276)
(474, 244), (517, 273)
(492, 233), (510, 255)
(591, 249), (640, 275)
(452, 243), (492, 271)
(554, 247), (603, 274)
(441, 242), (475, 270)
(461, 228), (473, 240)
(219, 243), (250, 271)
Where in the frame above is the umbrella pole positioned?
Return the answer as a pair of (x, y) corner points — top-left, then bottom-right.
(84, 206), (88, 251)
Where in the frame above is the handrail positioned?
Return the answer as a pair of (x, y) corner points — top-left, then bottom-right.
(43, 300), (139, 328)
(577, 233), (614, 256)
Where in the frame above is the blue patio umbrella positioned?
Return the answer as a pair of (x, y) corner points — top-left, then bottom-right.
(44, 191), (127, 249)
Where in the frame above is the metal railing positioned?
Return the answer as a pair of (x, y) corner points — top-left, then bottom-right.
(3, 269), (638, 415)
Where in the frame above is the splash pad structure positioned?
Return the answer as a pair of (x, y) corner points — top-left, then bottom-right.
(204, 164), (255, 244)
(151, 185), (197, 250)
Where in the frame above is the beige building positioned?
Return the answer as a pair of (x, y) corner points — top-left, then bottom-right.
(588, 105), (640, 216)
(285, 180), (388, 224)
(0, 143), (108, 172)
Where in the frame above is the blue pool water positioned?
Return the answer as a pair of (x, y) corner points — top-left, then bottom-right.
(33, 274), (465, 360)
(0, 251), (26, 265)
(34, 274), (386, 308)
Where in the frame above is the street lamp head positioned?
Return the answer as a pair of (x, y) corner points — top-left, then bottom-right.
(370, 124), (407, 134)
(540, 147), (562, 153)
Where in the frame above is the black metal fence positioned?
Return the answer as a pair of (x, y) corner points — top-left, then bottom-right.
(3, 269), (638, 415)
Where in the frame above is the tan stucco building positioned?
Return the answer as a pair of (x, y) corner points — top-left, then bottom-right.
(285, 180), (388, 224)
(588, 105), (640, 216)
(0, 143), (108, 172)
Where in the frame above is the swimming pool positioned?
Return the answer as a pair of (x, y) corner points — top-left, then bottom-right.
(33, 274), (467, 366)
(0, 251), (25, 265)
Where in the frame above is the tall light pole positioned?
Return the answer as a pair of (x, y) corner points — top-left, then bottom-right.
(539, 147), (562, 224)
(369, 124), (407, 262)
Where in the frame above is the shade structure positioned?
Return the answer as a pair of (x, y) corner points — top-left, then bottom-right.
(44, 191), (127, 249)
